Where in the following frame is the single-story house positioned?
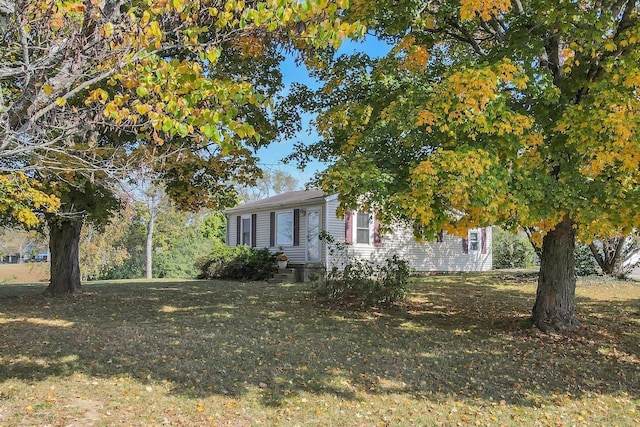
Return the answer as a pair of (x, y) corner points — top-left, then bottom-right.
(225, 189), (492, 280)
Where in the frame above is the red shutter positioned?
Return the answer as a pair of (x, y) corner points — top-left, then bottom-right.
(269, 212), (275, 247)
(437, 229), (444, 243)
(344, 210), (353, 244)
(236, 216), (241, 246)
(373, 218), (382, 247)
(481, 228), (487, 254)
(251, 214), (257, 248)
(293, 209), (300, 246)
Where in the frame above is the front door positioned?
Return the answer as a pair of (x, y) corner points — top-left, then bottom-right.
(306, 209), (321, 262)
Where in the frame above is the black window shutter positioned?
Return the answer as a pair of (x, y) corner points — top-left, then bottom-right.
(293, 209), (300, 246)
(251, 214), (257, 248)
(236, 216), (241, 246)
(462, 235), (469, 254)
(437, 229), (444, 243)
(269, 212), (275, 247)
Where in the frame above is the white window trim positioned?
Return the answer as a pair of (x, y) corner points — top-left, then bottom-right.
(276, 210), (293, 247)
(353, 210), (374, 246)
(241, 215), (252, 246)
(468, 229), (481, 254)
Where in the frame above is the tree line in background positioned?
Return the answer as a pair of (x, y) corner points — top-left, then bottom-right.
(0, 169), (297, 279)
(80, 201), (225, 281)
(493, 228), (640, 279)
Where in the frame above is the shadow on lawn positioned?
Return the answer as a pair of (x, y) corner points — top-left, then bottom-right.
(0, 276), (638, 409)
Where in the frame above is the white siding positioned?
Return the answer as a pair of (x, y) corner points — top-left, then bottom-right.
(370, 225), (492, 272)
(226, 205), (325, 264)
(322, 201), (492, 272)
(255, 211), (271, 248)
(228, 215), (238, 246)
(325, 198), (347, 242)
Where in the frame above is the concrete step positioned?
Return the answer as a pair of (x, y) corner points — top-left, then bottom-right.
(269, 272), (295, 284)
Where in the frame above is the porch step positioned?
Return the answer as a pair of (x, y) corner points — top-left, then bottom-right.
(268, 268), (296, 284)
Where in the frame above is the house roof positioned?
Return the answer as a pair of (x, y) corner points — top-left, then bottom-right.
(225, 189), (328, 214)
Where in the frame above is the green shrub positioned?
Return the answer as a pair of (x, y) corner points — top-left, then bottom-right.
(314, 233), (410, 306)
(154, 234), (214, 278)
(378, 255), (411, 304)
(575, 244), (599, 276)
(492, 228), (536, 269)
(196, 241), (276, 281)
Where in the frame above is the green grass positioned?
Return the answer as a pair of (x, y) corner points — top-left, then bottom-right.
(0, 273), (638, 426)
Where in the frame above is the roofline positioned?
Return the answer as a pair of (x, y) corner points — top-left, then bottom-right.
(224, 193), (332, 215)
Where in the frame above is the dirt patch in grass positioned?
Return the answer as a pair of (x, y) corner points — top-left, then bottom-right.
(0, 275), (638, 425)
(0, 262), (49, 284)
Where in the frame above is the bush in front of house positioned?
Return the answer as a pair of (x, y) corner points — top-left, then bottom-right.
(196, 241), (277, 281)
(378, 255), (412, 304)
(315, 255), (410, 306)
(492, 227), (536, 269)
(315, 232), (410, 306)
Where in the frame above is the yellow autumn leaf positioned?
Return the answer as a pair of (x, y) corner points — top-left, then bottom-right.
(55, 97), (67, 107)
(43, 84), (54, 95)
(103, 22), (114, 38)
(172, 0), (185, 12)
(135, 104), (149, 115)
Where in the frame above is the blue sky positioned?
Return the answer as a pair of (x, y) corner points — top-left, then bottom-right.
(255, 37), (391, 186)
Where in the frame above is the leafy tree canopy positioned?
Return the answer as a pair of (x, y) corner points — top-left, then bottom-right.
(0, 0), (365, 225)
(297, 0), (639, 243)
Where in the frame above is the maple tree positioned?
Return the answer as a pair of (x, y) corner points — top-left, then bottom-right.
(295, 0), (640, 331)
(0, 0), (363, 294)
(589, 234), (640, 278)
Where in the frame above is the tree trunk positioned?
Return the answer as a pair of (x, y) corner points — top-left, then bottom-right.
(145, 213), (155, 279)
(531, 216), (580, 332)
(44, 216), (83, 296)
(590, 238), (627, 278)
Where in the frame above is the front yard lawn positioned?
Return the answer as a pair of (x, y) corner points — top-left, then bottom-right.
(0, 273), (638, 425)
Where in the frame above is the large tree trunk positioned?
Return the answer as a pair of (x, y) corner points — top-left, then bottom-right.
(531, 216), (580, 332)
(44, 216), (83, 296)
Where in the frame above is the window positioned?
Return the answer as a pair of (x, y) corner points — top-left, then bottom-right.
(469, 230), (480, 252)
(356, 212), (371, 244)
(276, 212), (293, 246)
(242, 217), (251, 246)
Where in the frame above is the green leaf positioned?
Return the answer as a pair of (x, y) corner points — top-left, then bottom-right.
(162, 118), (174, 132)
(136, 86), (148, 97)
(176, 122), (189, 136)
